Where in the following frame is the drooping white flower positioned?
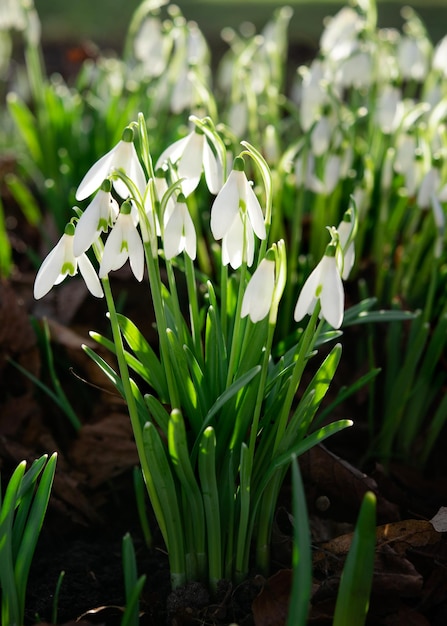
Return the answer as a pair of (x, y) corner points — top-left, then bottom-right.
(155, 128), (222, 197)
(337, 215), (355, 280)
(99, 200), (144, 281)
(433, 35), (447, 78)
(34, 222), (103, 299)
(397, 36), (430, 82)
(375, 85), (403, 134)
(320, 6), (364, 62)
(210, 157), (266, 268)
(163, 193), (196, 260)
(294, 244), (344, 329)
(241, 258), (275, 323)
(73, 179), (119, 256)
(76, 127), (146, 201)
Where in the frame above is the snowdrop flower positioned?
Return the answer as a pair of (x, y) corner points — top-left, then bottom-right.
(73, 179), (119, 256)
(241, 258), (275, 323)
(320, 6), (363, 62)
(163, 193), (196, 260)
(397, 36), (429, 82)
(294, 243), (344, 329)
(155, 128), (222, 197)
(337, 213), (356, 280)
(76, 127), (146, 201)
(375, 85), (403, 134)
(210, 157), (266, 269)
(34, 222), (103, 299)
(433, 35), (447, 78)
(99, 200), (144, 281)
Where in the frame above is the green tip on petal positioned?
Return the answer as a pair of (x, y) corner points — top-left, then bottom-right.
(100, 179), (112, 193)
(177, 192), (187, 203)
(233, 156), (245, 172)
(64, 222), (76, 236)
(122, 127), (135, 143)
(120, 200), (133, 215)
(324, 242), (337, 257)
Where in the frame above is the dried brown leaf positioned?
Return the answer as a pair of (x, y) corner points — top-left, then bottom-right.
(252, 570), (292, 626)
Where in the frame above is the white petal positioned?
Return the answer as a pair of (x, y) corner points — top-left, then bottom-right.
(210, 170), (240, 240)
(182, 206), (197, 260)
(127, 145), (147, 197)
(222, 213), (244, 269)
(294, 262), (322, 322)
(178, 133), (204, 197)
(164, 205), (184, 259)
(202, 139), (222, 195)
(33, 235), (70, 299)
(99, 221), (127, 277)
(127, 225), (145, 281)
(245, 180), (266, 240)
(320, 256), (344, 329)
(155, 134), (191, 170)
(76, 144), (118, 201)
(73, 196), (102, 257)
(241, 259), (275, 323)
(77, 254), (103, 297)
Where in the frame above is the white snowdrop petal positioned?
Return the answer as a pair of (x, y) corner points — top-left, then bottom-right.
(128, 226), (145, 281)
(210, 171), (240, 240)
(320, 256), (344, 329)
(77, 254), (103, 298)
(155, 134), (191, 170)
(183, 206), (197, 260)
(241, 259), (275, 323)
(164, 206), (184, 259)
(202, 139), (222, 195)
(99, 223), (125, 277)
(33, 236), (69, 299)
(222, 214), (244, 269)
(73, 198), (102, 257)
(294, 264), (322, 322)
(76, 146), (117, 201)
(245, 182), (266, 240)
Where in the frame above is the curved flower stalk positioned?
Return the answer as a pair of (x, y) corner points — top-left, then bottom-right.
(294, 242), (345, 329)
(34, 222), (103, 299)
(99, 200), (144, 281)
(210, 156), (266, 268)
(337, 210), (356, 280)
(73, 179), (119, 257)
(155, 127), (222, 197)
(76, 126), (146, 201)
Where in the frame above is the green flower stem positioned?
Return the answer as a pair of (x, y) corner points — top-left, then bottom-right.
(273, 306), (322, 454)
(143, 241), (180, 409)
(220, 262), (229, 341)
(226, 262), (248, 386)
(234, 443), (252, 582)
(184, 253), (203, 362)
(198, 427), (222, 591)
(165, 259), (187, 342)
(101, 277), (171, 553)
(137, 112), (156, 180)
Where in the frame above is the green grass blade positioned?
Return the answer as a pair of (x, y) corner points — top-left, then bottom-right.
(333, 491), (376, 626)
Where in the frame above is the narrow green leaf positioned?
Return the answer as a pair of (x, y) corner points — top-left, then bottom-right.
(333, 492), (376, 626)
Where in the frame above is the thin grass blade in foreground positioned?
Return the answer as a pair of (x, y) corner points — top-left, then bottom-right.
(333, 491), (377, 626)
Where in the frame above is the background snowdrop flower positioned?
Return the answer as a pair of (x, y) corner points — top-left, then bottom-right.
(76, 127), (146, 201)
(155, 128), (222, 196)
(210, 157), (266, 268)
(99, 200), (144, 281)
(241, 258), (275, 323)
(337, 213), (356, 280)
(73, 179), (119, 257)
(163, 193), (196, 260)
(34, 222), (103, 299)
(294, 243), (344, 329)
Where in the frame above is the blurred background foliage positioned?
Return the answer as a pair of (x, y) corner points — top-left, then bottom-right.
(34, 0), (447, 52)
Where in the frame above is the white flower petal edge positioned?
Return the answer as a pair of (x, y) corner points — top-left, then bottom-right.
(241, 259), (275, 323)
(294, 253), (344, 329)
(99, 210), (144, 281)
(210, 170), (240, 240)
(34, 230), (103, 299)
